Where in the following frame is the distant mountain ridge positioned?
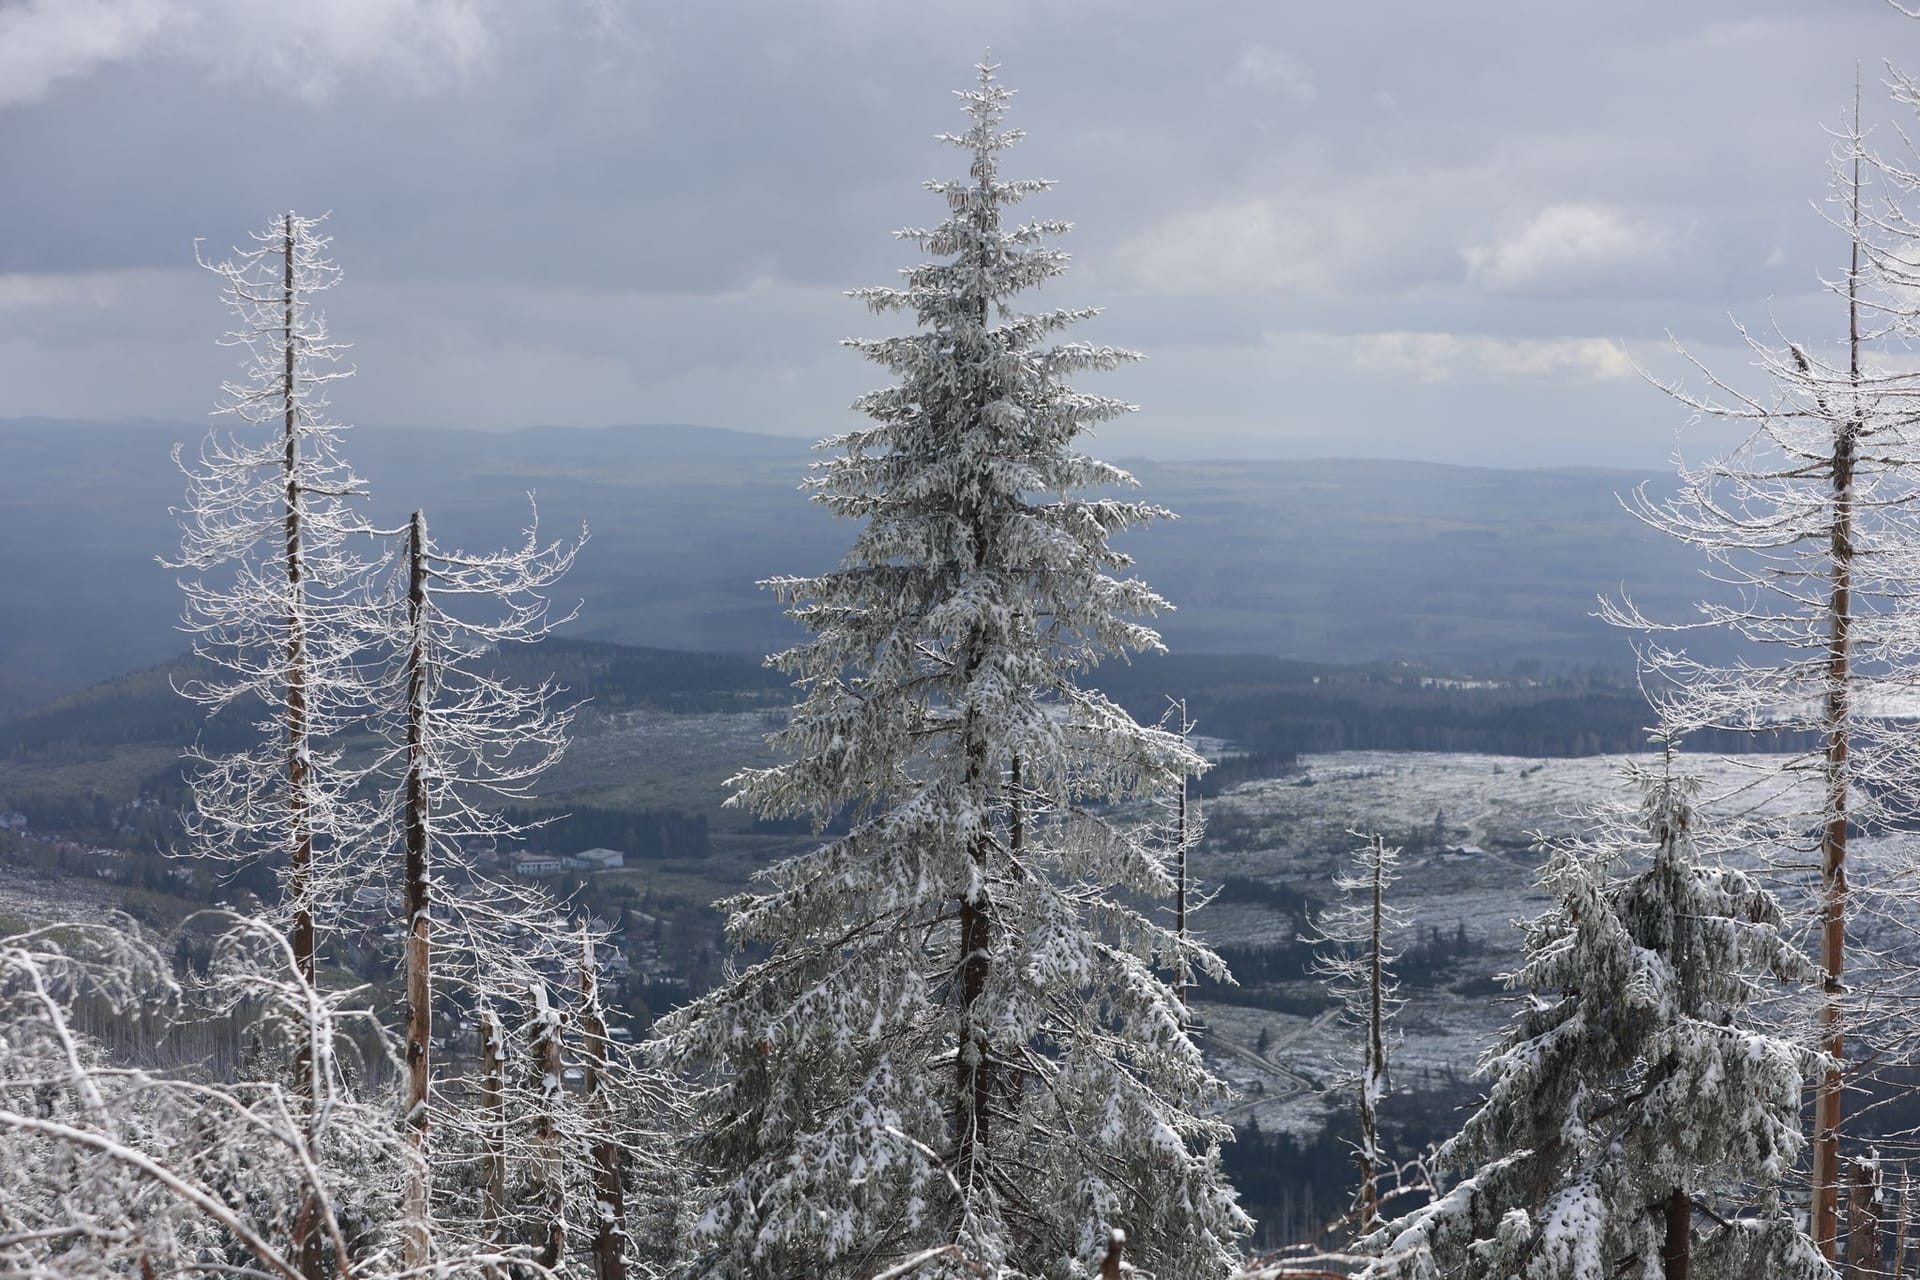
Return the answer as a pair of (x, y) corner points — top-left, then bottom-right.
(0, 417), (1709, 715)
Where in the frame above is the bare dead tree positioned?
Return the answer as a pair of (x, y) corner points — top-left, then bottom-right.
(577, 925), (628, 1280)
(370, 502), (582, 1266)
(4, 916), (359, 1277)
(1894, 1169), (1913, 1280)
(1845, 1154), (1886, 1278)
(1601, 102), (1920, 1258)
(1159, 698), (1204, 1015)
(169, 211), (384, 1278)
(401, 511), (432, 1270)
(527, 983), (567, 1272)
(1305, 833), (1406, 1236)
(171, 212), (379, 977)
(435, 951), (687, 1278)
(476, 1003), (510, 1276)
(0, 910), (597, 1279)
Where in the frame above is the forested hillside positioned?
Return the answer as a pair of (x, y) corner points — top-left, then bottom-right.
(0, 418), (1716, 716)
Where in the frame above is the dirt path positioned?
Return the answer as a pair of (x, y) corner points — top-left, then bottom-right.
(1207, 1007), (1340, 1121)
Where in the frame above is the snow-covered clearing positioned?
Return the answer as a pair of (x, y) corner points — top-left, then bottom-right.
(1188, 748), (1911, 1140)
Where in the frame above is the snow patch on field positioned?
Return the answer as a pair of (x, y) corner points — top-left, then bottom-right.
(1185, 748), (1878, 1137)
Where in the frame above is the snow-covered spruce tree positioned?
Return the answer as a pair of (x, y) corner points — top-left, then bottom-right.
(1305, 834), (1406, 1236)
(1362, 755), (1829, 1280)
(1599, 108), (1920, 1256)
(659, 63), (1246, 1279)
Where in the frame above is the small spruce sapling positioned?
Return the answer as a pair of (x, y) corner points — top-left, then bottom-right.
(1363, 753), (1830, 1280)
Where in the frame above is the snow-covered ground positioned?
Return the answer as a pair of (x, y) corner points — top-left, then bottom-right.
(1205, 748), (1828, 875)
(1188, 748), (1915, 1137)
(0, 865), (121, 930)
(545, 707), (772, 812)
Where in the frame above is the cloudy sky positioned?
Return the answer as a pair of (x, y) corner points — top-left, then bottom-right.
(0, 0), (1911, 465)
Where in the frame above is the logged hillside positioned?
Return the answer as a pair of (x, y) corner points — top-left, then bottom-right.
(0, 639), (1671, 824)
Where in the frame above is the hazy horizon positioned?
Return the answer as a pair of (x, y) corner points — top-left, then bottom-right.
(0, 411), (1677, 472)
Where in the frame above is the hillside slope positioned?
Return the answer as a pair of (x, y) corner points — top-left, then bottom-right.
(0, 418), (1710, 712)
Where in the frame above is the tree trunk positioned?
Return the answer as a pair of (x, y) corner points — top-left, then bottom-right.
(478, 1007), (508, 1279)
(1009, 753), (1024, 871)
(1814, 121), (1864, 1262)
(578, 927), (628, 1280)
(401, 511), (432, 1269)
(953, 619), (994, 1228)
(1358, 836), (1388, 1234)
(1846, 1157), (1885, 1279)
(1663, 1189), (1689, 1280)
(955, 834), (993, 1204)
(530, 987), (567, 1271)
(1173, 701), (1190, 1014)
(1894, 1172), (1912, 1280)
(282, 210), (315, 996)
(278, 209), (325, 1280)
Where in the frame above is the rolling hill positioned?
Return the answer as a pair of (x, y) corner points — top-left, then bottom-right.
(0, 417), (1715, 715)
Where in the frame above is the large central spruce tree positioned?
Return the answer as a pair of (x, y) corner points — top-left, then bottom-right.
(661, 64), (1246, 1279)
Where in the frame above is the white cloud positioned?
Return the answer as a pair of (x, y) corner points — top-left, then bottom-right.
(196, 0), (497, 98)
(1344, 331), (1634, 383)
(0, 0), (498, 107)
(1110, 153), (1508, 301)
(1229, 45), (1316, 102)
(0, 267), (212, 340)
(0, 269), (126, 310)
(1119, 198), (1331, 295)
(1464, 203), (1674, 294)
(0, 263), (864, 433)
(0, 0), (176, 106)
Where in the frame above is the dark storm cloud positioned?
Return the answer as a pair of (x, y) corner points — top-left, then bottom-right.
(0, 0), (1908, 463)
